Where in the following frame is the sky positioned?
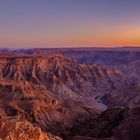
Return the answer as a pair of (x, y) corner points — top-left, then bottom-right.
(0, 0), (140, 48)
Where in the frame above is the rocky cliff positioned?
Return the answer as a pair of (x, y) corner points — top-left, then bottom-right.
(0, 118), (62, 140)
(0, 54), (129, 135)
(65, 106), (140, 140)
(0, 53), (138, 140)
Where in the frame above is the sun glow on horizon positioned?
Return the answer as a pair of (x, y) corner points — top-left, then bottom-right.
(0, 0), (140, 48)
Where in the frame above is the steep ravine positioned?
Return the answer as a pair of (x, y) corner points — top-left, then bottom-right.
(0, 54), (135, 139)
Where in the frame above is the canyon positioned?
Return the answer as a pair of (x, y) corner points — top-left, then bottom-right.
(0, 47), (140, 140)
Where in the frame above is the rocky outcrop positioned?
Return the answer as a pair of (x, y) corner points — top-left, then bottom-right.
(101, 82), (140, 107)
(117, 60), (140, 80)
(65, 107), (140, 140)
(0, 54), (129, 136)
(0, 118), (62, 140)
(0, 54), (138, 140)
(65, 108), (124, 139)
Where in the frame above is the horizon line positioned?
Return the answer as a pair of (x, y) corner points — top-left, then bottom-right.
(0, 46), (140, 50)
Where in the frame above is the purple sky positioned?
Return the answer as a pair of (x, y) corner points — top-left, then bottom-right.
(0, 0), (140, 48)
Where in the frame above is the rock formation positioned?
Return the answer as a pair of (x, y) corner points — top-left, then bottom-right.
(0, 51), (139, 140)
(65, 106), (140, 140)
(0, 118), (62, 140)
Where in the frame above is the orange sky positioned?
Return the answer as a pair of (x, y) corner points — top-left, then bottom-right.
(0, 0), (140, 48)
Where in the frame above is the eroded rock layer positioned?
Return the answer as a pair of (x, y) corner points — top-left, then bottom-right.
(0, 54), (139, 140)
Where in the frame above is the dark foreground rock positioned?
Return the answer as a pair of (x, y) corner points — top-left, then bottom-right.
(65, 107), (140, 140)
